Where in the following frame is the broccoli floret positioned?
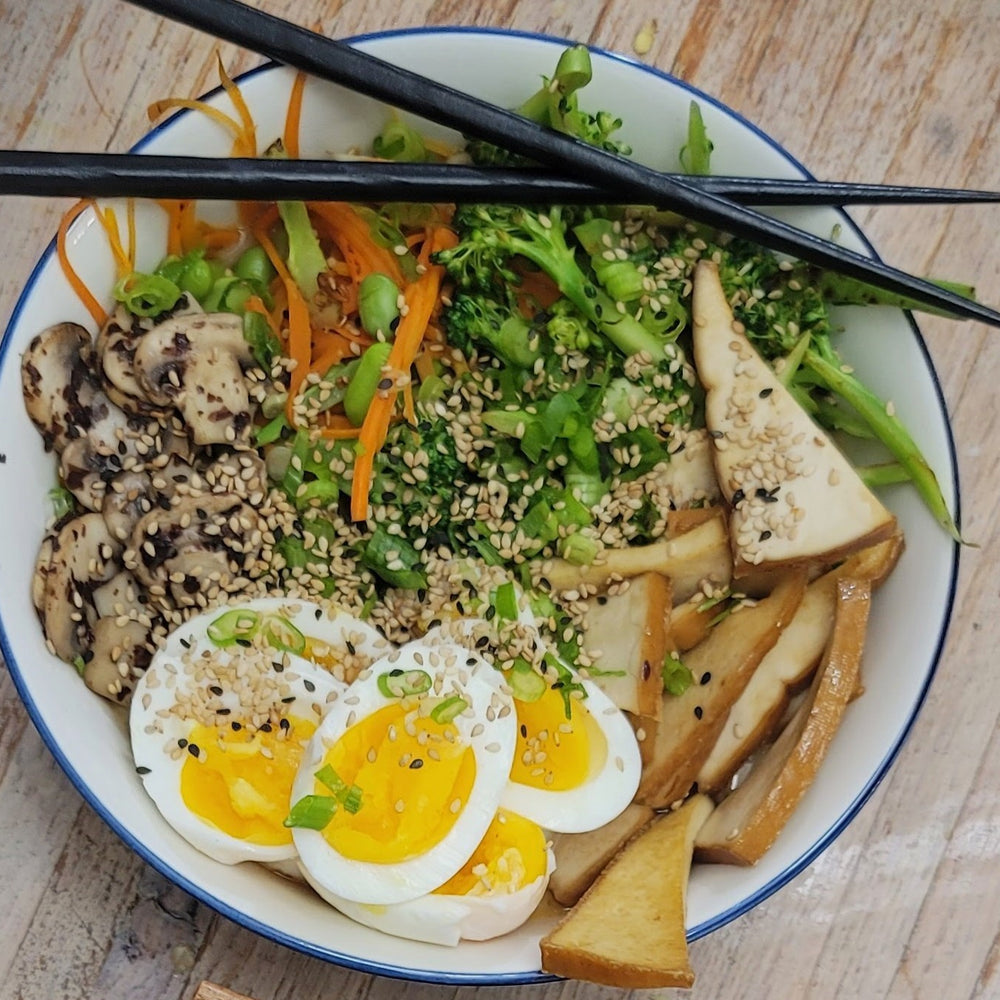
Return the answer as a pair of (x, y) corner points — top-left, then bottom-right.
(442, 293), (541, 368)
(465, 45), (631, 166)
(435, 203), (669, 361)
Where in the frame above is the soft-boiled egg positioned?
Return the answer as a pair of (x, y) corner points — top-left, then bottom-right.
(130, 597), (390, 868)
(290, 640), (517, 906)
(424, 615), (643, 834)
(500, 656), (643, 834)
(323, 808), (555, 946)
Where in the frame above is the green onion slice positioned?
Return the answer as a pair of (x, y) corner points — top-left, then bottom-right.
(283, 794), (339, 830)
(377, 668), (432, 698)
(429, 695), (469, 724)
(207, 608), (261, 646)
(507, 657), (547, 703)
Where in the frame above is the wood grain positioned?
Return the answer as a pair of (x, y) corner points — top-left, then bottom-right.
(2, 2), (1000, 999)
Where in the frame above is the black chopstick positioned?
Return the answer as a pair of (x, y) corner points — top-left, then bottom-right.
(122, 0), (1000, 326)
(3, 149), (998, 207)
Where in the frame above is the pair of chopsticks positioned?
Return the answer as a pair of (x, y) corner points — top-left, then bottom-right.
(9, 0), (1000, 327)
(4, 149), (999, 208)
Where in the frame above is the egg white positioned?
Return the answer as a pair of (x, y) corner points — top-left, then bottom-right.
(321, 839), (556, 946)
(292, 640), (517, 906)
(130, 598), (391, 868)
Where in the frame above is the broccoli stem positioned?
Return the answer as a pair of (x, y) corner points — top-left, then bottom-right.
(803, 346), (960, 540)
(815, 271), (977, 318)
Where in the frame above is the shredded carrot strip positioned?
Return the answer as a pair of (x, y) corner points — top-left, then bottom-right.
(350, 225), (458, 520)
(317, 423), (362, 440)
(156, 199), (185, 256)
(309, 202), (406, 289)
(402, 380), (417, 425)
(255, 225), (312, 426)
(98, 206), (131, 278)
(197, 224), (241, 251)
(148, 97), (244, 138)
(57, 199), (106, 327)
(308, 328), (354, 375)
(126, 199), (137, 271)
(283, 71), (307, 159)
(216, 54), (257, 156)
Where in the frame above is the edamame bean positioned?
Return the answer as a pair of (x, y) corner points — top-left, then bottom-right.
(358, 272), (400, 336)
(343, 340), (393, 426)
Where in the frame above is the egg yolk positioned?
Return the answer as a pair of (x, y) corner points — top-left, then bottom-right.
(180, 717), (316, 846)
(317, 703), (476, 864)
(434, 809), (547, 896)
(509, 686), (607, 791)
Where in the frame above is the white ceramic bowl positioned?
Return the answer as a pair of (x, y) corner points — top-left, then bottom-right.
(0, 27), (959, 985)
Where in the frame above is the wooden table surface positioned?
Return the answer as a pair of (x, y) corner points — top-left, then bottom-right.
(2, 1), (1000, 998)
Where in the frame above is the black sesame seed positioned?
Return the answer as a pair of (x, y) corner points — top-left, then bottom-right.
(187, 743), (200, 757)
(259, 723), (272, 733)
(314, 608), (322, 620)
(279, 718), (291, 731)
(732, 488), (746, 505)
(700, 671), (712, 685)
(709, 429), (723, 439)
(693, 706), (703, 720)
(177, 738), (188, 748)
(484, 605), (496, 621)
(467, 658), (478, 667)
(759, 387), (773, 398)
(303, 679), (316, 693)
(231, 722), (242, 731)
(273, 661), (284, 672)
(520, 724), (528, 738)
(235, 638), (252, 647)
(179, 637), (191, 649)
(642, 660), (651, 681)
(135, 766), (151, 775)
(475, 636), (490, 648)
(409, 758), (424, 769)
(760, 530), (772, 541)
(281, 695), (295, 704)
(209, 685), (224, 696)
(755, 487), (770, 498)
(346, 641), (356, 655)
(596, 595), (608, 606)
(216, 708), (231, 716)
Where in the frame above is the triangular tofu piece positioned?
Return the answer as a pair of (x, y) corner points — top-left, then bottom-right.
(691, 260), (896, 577)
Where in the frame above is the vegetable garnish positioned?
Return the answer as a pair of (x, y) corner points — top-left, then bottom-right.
(56, 198), (107, 327)
(283, 70), (307, 159)
(350, 225), (456, 521)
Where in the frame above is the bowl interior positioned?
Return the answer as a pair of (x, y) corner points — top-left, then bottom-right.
(0, 27), (958, 985)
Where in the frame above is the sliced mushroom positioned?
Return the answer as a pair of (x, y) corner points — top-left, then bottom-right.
(125, 493), (265, 607)
(36, 513), (123, 661)
(102, 469), (157, 542)
(57, 396), (161, 512)
(132, 312), (256, 446)
(83, 617), (152, 703)
(96, 295), (203, 417)
(91, 569), (147, 619)
(21, 322), (103, 453)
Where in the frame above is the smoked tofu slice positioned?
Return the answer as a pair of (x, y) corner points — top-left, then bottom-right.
(695, 578), (871, 865)
(547, 802), (656, 907)
(635, 571), (805, 809)
(579, 572), (669, 719)
(540, 794), (713, 989)
(541, 508), (731, 603)
(691, 260), (896, 577)
(696, 532), (904, 793)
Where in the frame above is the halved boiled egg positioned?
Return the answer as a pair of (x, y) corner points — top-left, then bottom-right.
(324, 808), (555, 946)
(129, 597), (390, 869)
(500, 656), (643, 834)
(290, 640), (517, 906)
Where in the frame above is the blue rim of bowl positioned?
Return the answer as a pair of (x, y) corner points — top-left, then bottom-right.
(0, 24), (960, 987)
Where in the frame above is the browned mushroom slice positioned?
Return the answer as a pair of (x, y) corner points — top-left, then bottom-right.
(36, 513), (123, 661)
(96, 295), (203, 417)
(21, 322), (102, 453)
(83, 617), (152, 703)
(125, 493), (266, 607)
(132, 313), (257, 446)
